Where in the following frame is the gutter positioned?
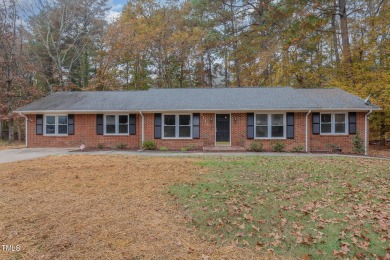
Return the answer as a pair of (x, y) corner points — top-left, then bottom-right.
(139, 111), (144, 151)
(18, 113), (28, 148)
(305, 110), (312, 152)
(364, 110), (373, 156)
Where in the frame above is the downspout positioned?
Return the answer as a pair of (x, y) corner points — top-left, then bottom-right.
(364, 110), (373, 156)
(18, 113), (28, 148)
(139, 111), (144, 150)
(305, 110), (312, 153)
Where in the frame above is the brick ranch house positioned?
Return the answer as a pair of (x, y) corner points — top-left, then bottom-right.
(15, 87), (380, 154)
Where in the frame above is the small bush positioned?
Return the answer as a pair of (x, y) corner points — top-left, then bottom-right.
(327, 143), (342, 153)
(352, 131), (365, 154)
(272, 141), (286, 152)
(180, 145), (194, 152)
(159, 147), (169, 151)
(116, 143), (127, 149)
(249, 142), (263, 152)
(143, 140), (157, 150)
(292, 145), (304, 152)
(97, 143), (104, 149)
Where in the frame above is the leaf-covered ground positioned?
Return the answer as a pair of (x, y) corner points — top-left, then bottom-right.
(169, 156), (390, 259)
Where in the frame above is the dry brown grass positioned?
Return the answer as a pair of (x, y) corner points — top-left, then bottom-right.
(0, 155), (275, 259)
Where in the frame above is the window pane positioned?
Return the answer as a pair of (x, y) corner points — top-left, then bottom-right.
(256, 114), (267, 125)
(272, 126), (284, 137)
(335, 123), (345, 133)
(179, 115), (190, 125)
(46, 116), (55, 125)
(271, 114), (283, 125)
(164, 126), (175, 137)
(58, 116), (67, 125)
(321, 123), (331, 133)
(119, 115), (128, 124)
(119, 125), (128, 134)
(106, 115), (115, 125)
(335, 114), (345, 123)
(321, 114), (331, 123)
(179, 126), (191, 137)
(164, 115), (175, 125)
(46, 125), (55, 134)
(256, 126), (268, 137)
(58, 125), (68, 134)
(106, 125), (115, 134)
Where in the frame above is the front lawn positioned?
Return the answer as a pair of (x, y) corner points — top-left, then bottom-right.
(169, 156), (390, 259)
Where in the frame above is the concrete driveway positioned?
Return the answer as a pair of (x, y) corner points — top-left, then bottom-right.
(0, 148), (71, 164)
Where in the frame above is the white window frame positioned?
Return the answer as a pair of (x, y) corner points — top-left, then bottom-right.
(254, 113), (286, 139)
(320, 113), (348, 135)
(44, 115), (68, 136)
(103, 114), (129, 135)
(162, 114), (192, 139)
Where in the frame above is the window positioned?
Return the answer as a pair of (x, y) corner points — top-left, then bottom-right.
(255, 114), (285, 139)
(45, 115), (68, 135)
(104, 115), (128, 135)
(320, 113), (347, 134)
(163, 114), (192, 138)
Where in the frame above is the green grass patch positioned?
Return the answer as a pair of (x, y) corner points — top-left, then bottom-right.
(169, 156), (390, 259)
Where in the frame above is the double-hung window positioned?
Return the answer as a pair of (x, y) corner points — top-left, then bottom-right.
(255, 114), (285, 139)
(320, 113), (347, 134)
(104, 115), (129, 135)
(45, 115), (68, 135)
(163, 114), (191, 138)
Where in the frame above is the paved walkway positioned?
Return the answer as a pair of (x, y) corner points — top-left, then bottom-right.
(0, 148), (388, 164)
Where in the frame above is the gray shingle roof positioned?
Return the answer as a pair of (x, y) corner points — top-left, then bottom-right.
(15, 87), (380, 113)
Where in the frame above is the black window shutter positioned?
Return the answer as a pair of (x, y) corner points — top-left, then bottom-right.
(36, 114), (43, 135)
(96, 114), (103, 135)
(312, 113), (320, 135)
(129, 114), (136, 135)
(247, 113), (254, 139)
(286, 113), (294, 139)
(68, 114), (75, 135)
(193, 113), (200, 139)
(154, 113), (162, 139)
(349, 112), (356, 135)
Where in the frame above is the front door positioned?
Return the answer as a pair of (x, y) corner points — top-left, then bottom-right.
(216, 114), (230, 143)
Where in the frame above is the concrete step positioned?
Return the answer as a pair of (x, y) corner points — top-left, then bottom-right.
(203, 146), (246, 152)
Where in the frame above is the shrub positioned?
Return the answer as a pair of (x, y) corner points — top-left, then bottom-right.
(272, 141), (286, 152)
(97, 143), (104, 149)
(143, 140), (157, 150)
(116, 143), (127, 149)
(352, 131), (365, 154)
(292, 145), (304, 152)
(249, 142), (263, 152)
(159, 147), (169, 151)
(180, 145), (194, 151)
(327, 143), (341, 153)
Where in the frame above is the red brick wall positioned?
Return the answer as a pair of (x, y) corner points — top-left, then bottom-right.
(27, 114), (141, 149)
(26, 112), (367, 153)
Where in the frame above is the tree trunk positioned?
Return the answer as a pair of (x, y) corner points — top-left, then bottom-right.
(8, 119), (14, 143)
(339, 0), (352, 64)
(0, 120), (3, 140)
(17, 120), (21, 142)
(207, 50), (213, 88)
(332, 0), (340, 64)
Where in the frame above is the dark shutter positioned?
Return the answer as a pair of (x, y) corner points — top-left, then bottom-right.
(36, 114), (43, 135)
(349, 112), (356, 135)
(154, 113), (162, 139)
(68, 114), (75, 135)
(129, 114), (136, 135)
(247, 113), (254, 139)
(193, 113), (200, 139)
(312, 113), (320, 135)
(96, 114), (103, 135)
(286, 112), (294, 139)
